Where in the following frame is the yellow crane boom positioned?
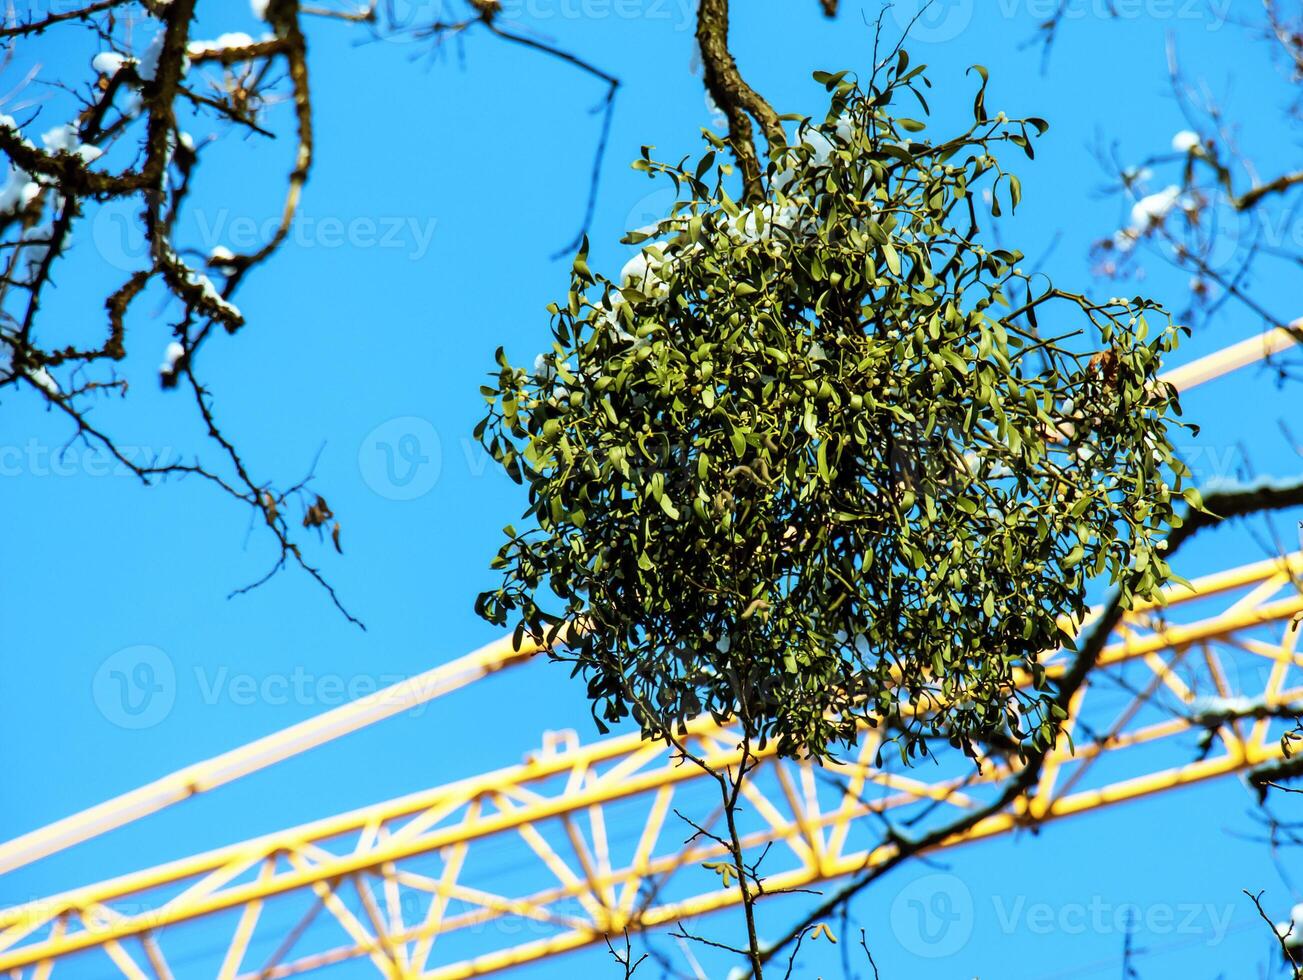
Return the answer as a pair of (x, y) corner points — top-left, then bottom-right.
(2, 552), (1301, 979)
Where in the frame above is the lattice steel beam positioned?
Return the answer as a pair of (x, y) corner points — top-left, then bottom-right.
(2, 554), (1301, 978)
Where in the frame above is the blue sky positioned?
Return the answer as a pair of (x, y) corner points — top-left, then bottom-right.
(2, 0), (1302, 976)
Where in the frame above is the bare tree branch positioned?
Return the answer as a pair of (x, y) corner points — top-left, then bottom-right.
(694, 0), (784, 201)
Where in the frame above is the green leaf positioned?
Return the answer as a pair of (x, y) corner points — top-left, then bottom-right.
(882, 242), (901, 276)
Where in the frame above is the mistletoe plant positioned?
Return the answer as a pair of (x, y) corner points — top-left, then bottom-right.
(476, 57), (1194, 762)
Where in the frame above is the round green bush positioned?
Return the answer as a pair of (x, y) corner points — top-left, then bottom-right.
(477, 59), (1192, 761)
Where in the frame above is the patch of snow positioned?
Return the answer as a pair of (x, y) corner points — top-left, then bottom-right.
(532, 352), (555, 382)
(1129, 185), (1182, 232)
(25, 365), (58, 396)
(619, 245), (671, 301)
(803, 129), (835, 166)
(208, 245), (237, 268)
(188, 32), (256, 56)
(1278, 906), (1303, 949)
(0, 168), (39, 215)
(40, 124), (101, 163)
(160, 341), (185, 376)
(136, 29), (167, 82)
(595, 303), (634, 344)
(40, 124), (79, 153)
(1290, 904), (1303, 949)
(183, 268), (241, 320)
(725, 203), (809, 245)
(92, 51), (128, 75)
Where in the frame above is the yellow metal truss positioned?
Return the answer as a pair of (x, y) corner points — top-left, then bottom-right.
(2, 552), (1302, 978)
